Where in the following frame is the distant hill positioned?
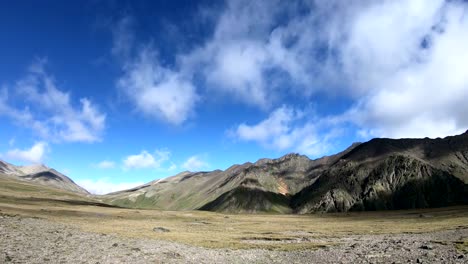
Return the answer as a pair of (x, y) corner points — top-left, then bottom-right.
(0, 161), (89, 195)
(103, 131), (468, 213)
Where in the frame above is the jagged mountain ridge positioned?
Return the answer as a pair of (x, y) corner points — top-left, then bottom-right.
(104, 131), (468, 213)
(0, 161), (89, 195)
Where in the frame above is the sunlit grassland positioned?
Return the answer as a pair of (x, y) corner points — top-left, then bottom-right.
(1, 176), (467, 251)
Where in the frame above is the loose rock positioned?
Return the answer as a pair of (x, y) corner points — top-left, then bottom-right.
(153, 227), (170, 233)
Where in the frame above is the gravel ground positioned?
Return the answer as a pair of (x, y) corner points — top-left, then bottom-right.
(0, 214), (467, 264)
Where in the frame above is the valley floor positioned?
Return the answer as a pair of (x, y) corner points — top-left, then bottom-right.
(0, 177), (467, 263)
(0, 209), (467, 263)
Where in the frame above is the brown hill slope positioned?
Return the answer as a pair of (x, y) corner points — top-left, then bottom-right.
(0, 161), (89, 195)
(102, 144), (360, 211)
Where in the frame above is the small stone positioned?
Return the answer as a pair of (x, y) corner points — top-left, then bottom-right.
(153, 227), (170, 233)
(112, 243), (118, 247)
(423, 252), (435, 257)
(420, 244), (433, 250)
(416, 258), (422, 263)
(458, 255), (464, 259)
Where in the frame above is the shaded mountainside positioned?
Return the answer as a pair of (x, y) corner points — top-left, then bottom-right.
(103, 153), (325, 210)
(0, 161), (89, 195)
(104, 131), (468, 213)
(292, 131), (468, 213)
(199, 186), (291, 213)
(101, 143), (362, 211)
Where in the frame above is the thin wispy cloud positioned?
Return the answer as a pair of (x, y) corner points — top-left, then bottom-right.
(182, 155), (209, 171)
(0, 60), (106, 143)
(95, 160), (116, 169)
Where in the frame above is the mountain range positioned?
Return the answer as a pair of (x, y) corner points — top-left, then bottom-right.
(1, 131), (468, 213)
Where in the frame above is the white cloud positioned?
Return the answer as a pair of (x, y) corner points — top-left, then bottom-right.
(179, 1), (297, 108)
(95, 160), (116, 169)
(77, 178), (144, 195)
(111, 16), (134, 61)
(0, 61), (106, 142)
(232, 106), (339, 156)
(113, 19), (199, 125)
(203, 41), (270, 107)
(225, 0), (468, 145)
(168, 162), (177, 171)
(110, 0), (468, 144)
(341, 1), (468, 138)
(182, 155), (209, 171)
(123, 149), (170, 169)
(3, 142), (48, 164)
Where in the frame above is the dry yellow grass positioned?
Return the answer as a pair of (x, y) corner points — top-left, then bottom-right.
(1, 176), (467, 251)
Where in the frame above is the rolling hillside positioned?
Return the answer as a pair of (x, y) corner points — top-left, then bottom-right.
(0, 161), (89, 195)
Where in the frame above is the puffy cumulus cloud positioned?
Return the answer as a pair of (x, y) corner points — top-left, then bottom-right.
(3, 142), (48, 164)
(77, 178), (144, 195)
(343, 1), (468, 138)
(203, 41), (270, 107)
(182, 155), (209, 171)
(114, 0), (468, 143)
(226, 0), (468, 148)
(118, 48), (198, 125)
(0, 61), (106, 143)
(232, 106), (340, 156)
(180, 1), (306, 107)
(113, 18), (199, 125)
(123, 149), (170, 169)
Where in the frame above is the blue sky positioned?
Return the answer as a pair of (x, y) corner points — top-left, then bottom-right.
(1, 0), (468, 194)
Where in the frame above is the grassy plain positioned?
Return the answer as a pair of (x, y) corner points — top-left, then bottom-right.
(1, 176), (467, 251)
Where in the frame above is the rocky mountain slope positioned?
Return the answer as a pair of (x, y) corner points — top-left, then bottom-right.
(103, 153), (324, 212)
(104, 131), (468, 213)
(292, 131), (468, 213)
(0, 160), (89, 195)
